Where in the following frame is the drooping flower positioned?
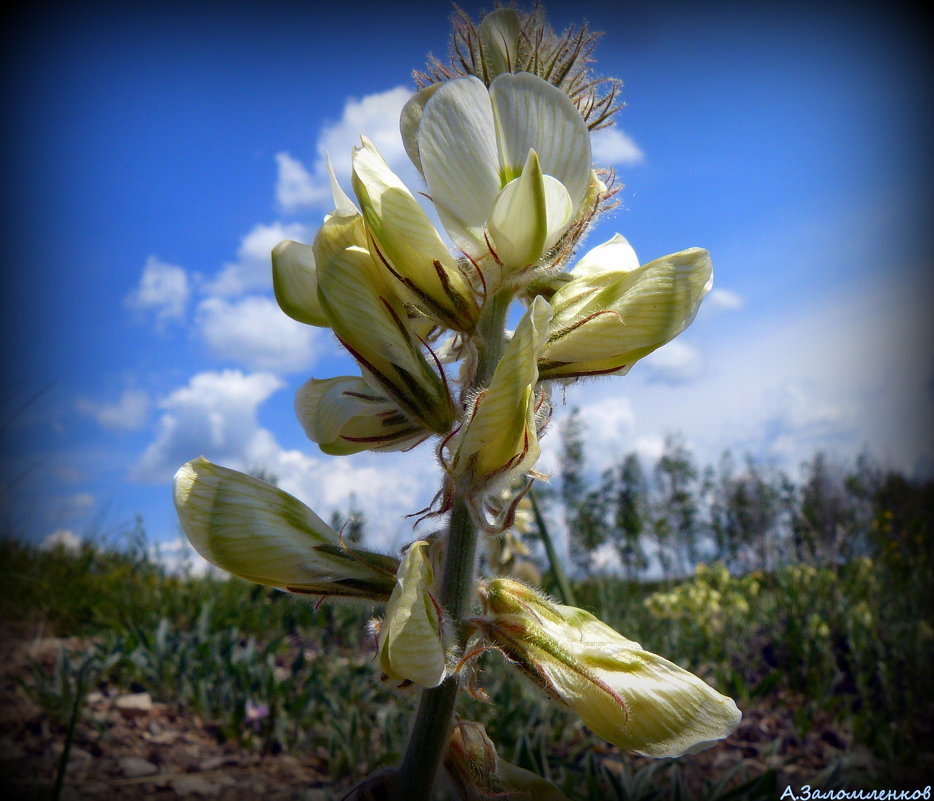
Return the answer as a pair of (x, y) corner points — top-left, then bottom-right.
(538, 236), (713, 380)
(295, 375), (429, 456)
(477, 579), (742, 758)
(378, 540), (446, 689)
(174, 457), (399, 601)
(401, 71), (592, 275)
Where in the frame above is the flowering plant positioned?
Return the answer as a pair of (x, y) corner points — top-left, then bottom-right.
(174, 7), (738, 798)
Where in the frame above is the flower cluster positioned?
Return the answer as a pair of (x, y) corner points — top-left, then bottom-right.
(173, 7), (736, 796)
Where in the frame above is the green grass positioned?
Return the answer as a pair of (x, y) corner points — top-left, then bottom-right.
(2, 531), (932, 799)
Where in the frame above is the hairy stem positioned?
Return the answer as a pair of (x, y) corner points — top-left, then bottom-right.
(394, 289), (512, 800)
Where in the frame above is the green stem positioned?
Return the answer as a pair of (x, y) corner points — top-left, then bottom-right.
(528, 489), (576, 606)
(394, 289), (512, 800)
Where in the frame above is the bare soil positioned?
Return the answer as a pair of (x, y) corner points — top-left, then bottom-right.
(0, 625), (891, 801)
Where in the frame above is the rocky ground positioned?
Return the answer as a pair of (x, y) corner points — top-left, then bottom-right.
(0, 627), (890, 801)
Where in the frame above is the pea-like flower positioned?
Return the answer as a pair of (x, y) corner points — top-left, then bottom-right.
(401, 71), (591, 275)
(378, 540), (446, 689)
(448, 296), (552, 497)
(351, 136), (480, 332)
(272, 155), (357, 329)
(477, 578), (741, 758)
(539, 235), (713, 380)
(314, 204), (454, 434)
(174, 457), (399, 601)
(294, 375), (429, 455)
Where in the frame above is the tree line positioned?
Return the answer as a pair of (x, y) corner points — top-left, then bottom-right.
(552, 407), (933, 579)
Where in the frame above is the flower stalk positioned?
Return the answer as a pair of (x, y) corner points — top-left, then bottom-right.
(171, 6), (740, 799)
(395, 287), (511, 800)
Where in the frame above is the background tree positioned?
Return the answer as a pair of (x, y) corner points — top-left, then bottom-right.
(653, 433), (701, 575)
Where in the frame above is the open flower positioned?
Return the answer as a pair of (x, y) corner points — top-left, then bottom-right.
(477, 579), (741, 758)
(174, 458), (399, 601)
(401, 72), (591, 274)
(448, 296), (552, 497)
(539, 236), (713, 380)
(378, 540), (446, 689)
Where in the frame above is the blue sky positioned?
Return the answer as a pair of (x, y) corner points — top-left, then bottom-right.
(3, 0), (931, 560)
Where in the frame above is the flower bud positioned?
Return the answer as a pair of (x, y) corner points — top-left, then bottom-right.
(174, 457), (398, 601)
(352, 136), (480, 332)
(448, 296), (552, 494)
(478, 579), (742, 758)
(295, 375), (428, 455)
(477, 9), (522, 80)
(444, 720), (570, 801)
(539, 242), (713, 380)
(378, 540), (446, 689)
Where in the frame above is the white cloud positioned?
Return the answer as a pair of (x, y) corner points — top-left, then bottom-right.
(640, 340), (704, 384)
(591, 127), (645, 167)
(547, 267), (934, 480)
(703, 288), (744, 317)
(196, 295), (319, 373)
(276, 152), (329, 210)
(275, 86), (418, 213)
(133, 369), (285, 483)
(41, 529), (82, 553)
(206, 221), (311, 297)
(78, 388), (150, 431)
(133, 368), (442, 549)
(126, 256), (190, 327)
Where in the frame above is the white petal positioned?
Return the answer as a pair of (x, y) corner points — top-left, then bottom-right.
(174, 458), (346, 586)
(419, 76), (501, 256)
(295, 376), (425, 456)
(352, 136), (478, 330)
(271, 240), (329, 327)
(399, 83), (441, 175)
(489, 72), (591, 211)
(541, 175), (574, 251)
(379, 540), (446, 688)
(327, 152), (357, 217)
(454, 297), (552, 480)
(570, 233), (640, 278)
(478, 8), (522, 79)
(487, 149), (548, 271)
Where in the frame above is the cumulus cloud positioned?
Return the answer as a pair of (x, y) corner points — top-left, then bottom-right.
(133, 368), (441, 548)
(275, 86), (417, 213)
(699, 288), (745, 322)
(78, 389), (150, 431)
(126, 256), (190, 328)
(206, 221), (311, 297)
(640, 340), (704, 384)
(591, 127), (645, 167)
(196, 295), (319, 373)
(276, 152), (328, 210)
(133, 369), (285, 483)
(41, 529), (82, 553)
